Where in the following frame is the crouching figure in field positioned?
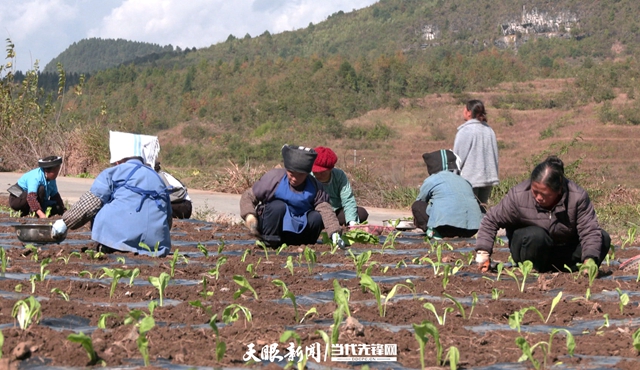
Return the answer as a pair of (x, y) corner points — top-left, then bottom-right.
(51, 131), (172, 256)
(474, 155), (611, 273)
(240, 145), (345, 249)
(411, 149), (482, 239)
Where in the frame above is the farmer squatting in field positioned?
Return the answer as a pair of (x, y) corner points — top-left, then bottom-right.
(8, 156), (66, 218)
(50, 131), (173, 257)
(411, 149), (482, 239)
(311, 146), (369, 226)
(474, 155), (611, 273)
(240, 145), (346, 249)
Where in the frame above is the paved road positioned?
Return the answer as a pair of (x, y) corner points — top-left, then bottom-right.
(0, 172), (411, 225)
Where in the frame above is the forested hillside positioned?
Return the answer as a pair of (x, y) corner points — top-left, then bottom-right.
(3, 0), (640, 200)
(42, 38), (176, 74)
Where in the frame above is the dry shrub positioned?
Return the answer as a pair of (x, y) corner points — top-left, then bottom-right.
(62, 128), (108, 176)
(602, 184), (640, 206)
(210, 161), (271, 194)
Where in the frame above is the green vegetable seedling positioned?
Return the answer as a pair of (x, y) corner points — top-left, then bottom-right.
(148, 272), (170, 306)
(12, 296), (41, 330)
(232, 275), (258, 300)
(413, 320), (442, 368)
(272, 279), (298, 322)
(67, 332), (101, 365)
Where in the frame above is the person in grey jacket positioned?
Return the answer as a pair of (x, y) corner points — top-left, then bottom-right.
(475, 156), (610, 273)
(239, 145), (344, 249)
(411, 150), (482, 238)
(453, 100), (499, 210)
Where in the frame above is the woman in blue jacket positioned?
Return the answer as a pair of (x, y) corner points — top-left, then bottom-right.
(8, 156), (66, 218)
(412, 150), (483, 238)
(51, 131), (172, 256)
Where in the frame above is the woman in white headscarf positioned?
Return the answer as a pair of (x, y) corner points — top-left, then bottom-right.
(51, 131), (172, 256)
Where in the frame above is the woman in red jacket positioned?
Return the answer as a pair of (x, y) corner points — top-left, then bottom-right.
(475, 156), (610, 273)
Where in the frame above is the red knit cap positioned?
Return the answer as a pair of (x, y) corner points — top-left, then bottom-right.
(312, 146), (338, 172)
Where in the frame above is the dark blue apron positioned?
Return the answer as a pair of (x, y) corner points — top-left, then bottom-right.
(274, 175), (316, 234)
(110, 162), (170, 212)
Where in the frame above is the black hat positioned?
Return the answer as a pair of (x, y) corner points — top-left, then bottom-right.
(38, 156), (62, 169)
(281, 145), (317, 173)
(422, 150), (459, 175)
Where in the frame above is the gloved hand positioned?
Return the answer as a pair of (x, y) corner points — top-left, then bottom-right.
(348, 221), (358, 227)
(245, 214), (260, 237)
(51, 219), (68, 239)
(331, 232), (346, 249)
(475, 250), (491, 272)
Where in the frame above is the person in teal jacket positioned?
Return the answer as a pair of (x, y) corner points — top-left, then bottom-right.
(8, 156), (66, 218)
(412, 149), (482, 238)
(51, 131), (172, 256)
(311, 146), (368, 226)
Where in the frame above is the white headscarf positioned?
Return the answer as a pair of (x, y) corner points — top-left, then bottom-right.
(109, 130), (160, 167)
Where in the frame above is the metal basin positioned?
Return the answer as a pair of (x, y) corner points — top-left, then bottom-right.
(13, 224), (66, 243)
(383, 219), (416, 231)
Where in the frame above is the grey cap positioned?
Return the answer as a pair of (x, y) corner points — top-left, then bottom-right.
(281, 145), (317, 173)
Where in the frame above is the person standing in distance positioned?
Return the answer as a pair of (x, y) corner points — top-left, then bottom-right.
(453, 99), (499, 211)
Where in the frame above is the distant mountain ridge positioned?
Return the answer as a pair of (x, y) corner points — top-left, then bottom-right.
(43, 38), (176, 74)
(45, 0), (639, 75)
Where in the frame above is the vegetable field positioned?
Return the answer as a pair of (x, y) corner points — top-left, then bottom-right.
(0, 206), (639, 369)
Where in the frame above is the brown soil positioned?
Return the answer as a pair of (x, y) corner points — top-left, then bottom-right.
(1, 195), (640, 369)
(339, 80), (640, 191)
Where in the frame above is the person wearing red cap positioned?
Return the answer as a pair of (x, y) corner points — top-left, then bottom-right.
(239, 145), (344, 249)
(312, 146), (368, 226)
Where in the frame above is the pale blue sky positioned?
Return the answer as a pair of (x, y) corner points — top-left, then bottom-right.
(0, 0), (378, 72)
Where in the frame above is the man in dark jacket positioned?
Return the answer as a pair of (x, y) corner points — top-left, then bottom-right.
(475, 156), (610, 273)
(239, 145), (344, 249)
